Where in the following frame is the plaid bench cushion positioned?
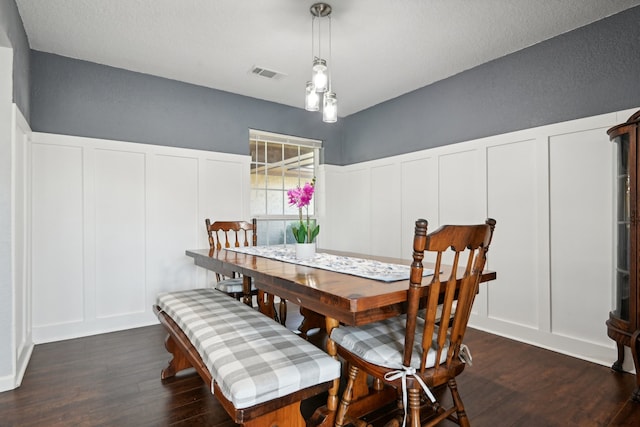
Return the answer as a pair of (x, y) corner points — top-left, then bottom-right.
(156, 288), (340, 409)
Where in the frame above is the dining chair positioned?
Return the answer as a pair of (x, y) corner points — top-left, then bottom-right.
(205, 218), (259, 305)
(331, 218), (496, 427)
(205, 219), (285, 323)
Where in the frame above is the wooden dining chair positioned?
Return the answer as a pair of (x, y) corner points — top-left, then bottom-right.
(331, 218), (496, 427)
(205, 218), (259, 305)
(205, 218), (285, 322)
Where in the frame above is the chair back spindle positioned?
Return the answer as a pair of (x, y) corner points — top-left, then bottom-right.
(405, 218), (495, 379)
(205, 218), (257, 253)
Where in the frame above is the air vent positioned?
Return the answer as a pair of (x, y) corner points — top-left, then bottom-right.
(249, 66), (286, 80)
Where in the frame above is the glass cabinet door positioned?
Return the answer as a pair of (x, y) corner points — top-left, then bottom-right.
(615, 133), (631, 321)
(606, 111), (640, 402)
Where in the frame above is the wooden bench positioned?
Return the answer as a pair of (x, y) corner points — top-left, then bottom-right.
(154, 288), (341, 427)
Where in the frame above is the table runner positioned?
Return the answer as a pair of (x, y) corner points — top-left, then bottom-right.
(224, 245), (434, 282)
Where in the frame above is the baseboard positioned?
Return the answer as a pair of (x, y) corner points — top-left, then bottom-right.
(469, 315), (617, 370)
(0, 374), (16, 392)
(14, 340), (34, 388)
(33, 313), (158, 344)
(0, 339), (35, 392)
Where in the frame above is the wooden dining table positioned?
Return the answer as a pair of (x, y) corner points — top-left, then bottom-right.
(186, 247), (496, 426)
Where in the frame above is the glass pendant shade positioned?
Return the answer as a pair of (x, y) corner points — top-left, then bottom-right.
(322, 91), (338, 123)
(305, 81), (320, 111)
(312, 58), (328, 93)
(305, 3), (337, 123)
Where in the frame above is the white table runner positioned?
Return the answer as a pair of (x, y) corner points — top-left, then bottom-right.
(225, 245), (434, 282)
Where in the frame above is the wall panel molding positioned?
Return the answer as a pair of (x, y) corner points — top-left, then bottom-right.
(30, 133), (250, 343)
(25, 107), (640, 370)
(10, 104), (33, 391)
(324, 108), (638, 368)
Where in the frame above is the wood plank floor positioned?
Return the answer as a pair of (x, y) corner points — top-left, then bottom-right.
(2, 310), (640, 426)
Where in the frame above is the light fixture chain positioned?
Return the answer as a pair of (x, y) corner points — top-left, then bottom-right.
(318, 12), (322, 61)
(328, 15), (332, 91)
(311, 16), (314, 62)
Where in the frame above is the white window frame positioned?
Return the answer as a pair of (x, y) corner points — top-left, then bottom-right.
(249, 129), (322, 245)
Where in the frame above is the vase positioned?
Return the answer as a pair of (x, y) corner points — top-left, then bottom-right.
(295, 243), (316, 260)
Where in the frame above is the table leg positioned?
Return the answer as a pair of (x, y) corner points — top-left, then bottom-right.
(257, 290), (278, 321)
(279, 298), (287, 326)
(325, 317), (340, 412)
(298, 307), (326, 339)
(308, 317), (340, 427)
(308, 316), (396, 427)
(242, 276), (252, 306)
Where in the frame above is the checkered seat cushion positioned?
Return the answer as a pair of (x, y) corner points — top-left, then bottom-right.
(156, 288), (340, 409)
(214, 277), (257, 293)
(330, 315), (448, 370)
(418, 301), (457, 322)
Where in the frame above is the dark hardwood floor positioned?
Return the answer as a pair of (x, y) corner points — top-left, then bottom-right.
(1, 305), (640, 426)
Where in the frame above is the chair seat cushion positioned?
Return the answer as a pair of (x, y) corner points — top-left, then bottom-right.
(215, 277), (257, 293)
(330, 315), (448, 370)
(418, 301), (457, 321)
(156, 288), (340, 409)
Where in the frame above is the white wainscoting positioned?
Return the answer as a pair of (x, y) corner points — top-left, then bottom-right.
(6, 104), (33, 392)
(319, 108), (638, 369)
(0, 47), (14, 392)
(28, 108), (638, 370)
(31, 133), (250, 343)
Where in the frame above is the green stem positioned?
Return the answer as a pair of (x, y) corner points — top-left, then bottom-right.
(306, 206), (311, 243)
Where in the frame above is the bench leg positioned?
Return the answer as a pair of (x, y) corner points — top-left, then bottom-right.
(243, 401), (305, 427)
(161, 334), (194, 379)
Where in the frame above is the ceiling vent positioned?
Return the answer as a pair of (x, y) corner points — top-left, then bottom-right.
(249, 66), (286, 80)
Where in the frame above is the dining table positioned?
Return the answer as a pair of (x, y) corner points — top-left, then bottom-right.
(185, 246), (496, 427)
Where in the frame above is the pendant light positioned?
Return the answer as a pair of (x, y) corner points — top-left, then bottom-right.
(322, 91), (337, 123)
(305, 3), (338, 123)
(312, 58), (328, 93)
(305, 81), (320, 111)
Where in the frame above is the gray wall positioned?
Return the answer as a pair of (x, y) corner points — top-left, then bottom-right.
(0, 0), (30, 118)
(28, 6), (640, 166)
(342, 6), (640, 164)
(30, 52), (344, 164)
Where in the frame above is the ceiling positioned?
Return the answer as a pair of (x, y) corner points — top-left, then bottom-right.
(15, 0), (640, 118)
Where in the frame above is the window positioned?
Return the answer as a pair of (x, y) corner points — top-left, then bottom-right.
(249, 130), (321, 246)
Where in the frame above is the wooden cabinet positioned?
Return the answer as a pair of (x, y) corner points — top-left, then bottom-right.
(607, 110), (640, 402)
